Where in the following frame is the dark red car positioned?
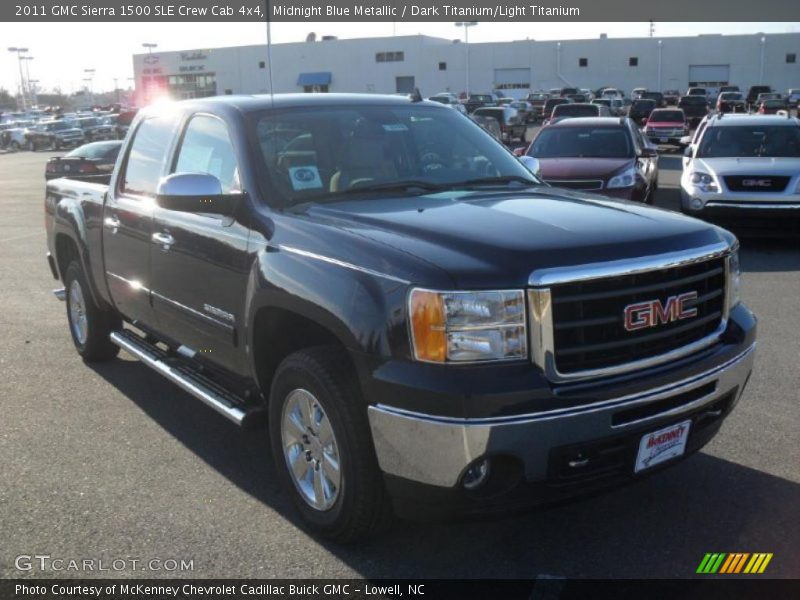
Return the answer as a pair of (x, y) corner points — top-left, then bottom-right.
(522, 117), (659, 203)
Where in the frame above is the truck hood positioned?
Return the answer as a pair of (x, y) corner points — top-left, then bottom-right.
(300, 189), (730, 288)
(537, 158), (632, 179)
(695, 156), (800, 176)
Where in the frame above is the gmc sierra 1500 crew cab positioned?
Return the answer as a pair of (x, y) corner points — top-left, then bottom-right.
(45, 94), (756, 542)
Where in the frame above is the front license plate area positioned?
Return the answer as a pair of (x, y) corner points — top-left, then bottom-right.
(635, 419), (691, 473)
(659, 137), (669, 143)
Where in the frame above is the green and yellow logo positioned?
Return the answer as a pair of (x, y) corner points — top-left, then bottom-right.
(696, 552), (773, 574)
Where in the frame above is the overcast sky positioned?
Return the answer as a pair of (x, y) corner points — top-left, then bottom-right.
(1, 21), (798, 94)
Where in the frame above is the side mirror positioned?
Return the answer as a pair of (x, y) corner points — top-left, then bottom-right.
(519, 155), (541, 177)
(642, 147), (658, 158)
(513, 147), (525, 157)
(156, 173), (239, 215)
(683, 146), (693, 158)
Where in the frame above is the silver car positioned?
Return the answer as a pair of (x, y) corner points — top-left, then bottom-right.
(681, 114), (800, 234)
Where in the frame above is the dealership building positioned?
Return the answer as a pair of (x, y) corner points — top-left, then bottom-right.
(132, 31), (800, 101)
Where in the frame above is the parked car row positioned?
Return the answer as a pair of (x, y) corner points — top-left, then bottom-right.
(1, 106), (138, 152)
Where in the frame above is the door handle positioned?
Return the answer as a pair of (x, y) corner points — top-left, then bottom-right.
(104, 215), (120, 234)
(152, 231), (175, 251)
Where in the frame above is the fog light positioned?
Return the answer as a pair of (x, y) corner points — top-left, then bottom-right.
(690, 197), (704, 210)
(462, 458), (491, 490)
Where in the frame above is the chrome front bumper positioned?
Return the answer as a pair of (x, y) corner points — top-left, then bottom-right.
(368, 344), (755, 488)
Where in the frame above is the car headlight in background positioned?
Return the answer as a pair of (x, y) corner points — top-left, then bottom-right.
(727, 247), (742, 310)
(690, 171), (719, 193)
(606, 167), (636, 189)
(409, 289), (527, 363)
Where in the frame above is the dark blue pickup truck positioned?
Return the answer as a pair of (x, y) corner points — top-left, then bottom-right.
(45, 94), (756, 542)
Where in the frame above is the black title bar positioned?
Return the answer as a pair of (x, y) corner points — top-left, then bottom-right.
(2, 0), (798, 21)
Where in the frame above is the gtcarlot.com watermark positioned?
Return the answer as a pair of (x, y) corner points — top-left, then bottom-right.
(15, 554), (194, 573)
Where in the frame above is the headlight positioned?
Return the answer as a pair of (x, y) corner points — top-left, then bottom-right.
(689, 171), (719, 193)
(606, 167), (636, 189)
(726, 247), (742, 310)
(409, 289), (527, 363)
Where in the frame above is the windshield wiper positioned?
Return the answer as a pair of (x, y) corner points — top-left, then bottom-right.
(333, 180), (448, 196)
(445, 175), (541, 189)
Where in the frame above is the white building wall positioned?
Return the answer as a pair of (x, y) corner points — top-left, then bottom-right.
(132, 32), (800, 101)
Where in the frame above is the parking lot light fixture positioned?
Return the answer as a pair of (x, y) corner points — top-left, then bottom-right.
(8, 47), (30, 111)
(455, 22), (478, 96)
(142, 42), (158, 54)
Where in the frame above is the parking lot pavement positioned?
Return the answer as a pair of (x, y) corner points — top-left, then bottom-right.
(0, 151), (798, 579)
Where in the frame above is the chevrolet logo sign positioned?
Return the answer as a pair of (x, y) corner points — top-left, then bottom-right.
(741, 178), (772, 187)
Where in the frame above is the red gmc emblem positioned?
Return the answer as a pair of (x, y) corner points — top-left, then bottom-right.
(623, 291), (698, 332)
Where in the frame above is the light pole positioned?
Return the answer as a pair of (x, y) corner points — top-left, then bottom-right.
(759, 36), (766, 85)
(7, 47), (30, 110)
(455, 21), (477, 96)
(28, 79), (39, 107)
(84, 68), (96, 106)
(657, 40), (663, 92)
(21, 56), (34, 107)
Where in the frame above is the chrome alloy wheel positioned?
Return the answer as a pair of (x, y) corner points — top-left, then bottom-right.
(68, 279), (88, 346)
(281, 389), (342, 511)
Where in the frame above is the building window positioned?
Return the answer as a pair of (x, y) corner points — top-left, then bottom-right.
(259, 61), (265, 69)
(629, 57), (638, 67)
(376, 51), (404, 63)
(787, 53), (797, 64)
(224, 89), (232, 95)
(579, 58), (588, 67)
(438, 62), (447, 71)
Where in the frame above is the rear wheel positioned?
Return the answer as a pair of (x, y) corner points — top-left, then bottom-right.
(64, 261), (120, 361)
(646, 178), (659, 204)
(9, 140), (20, 151)
(269, 346), (391, 542)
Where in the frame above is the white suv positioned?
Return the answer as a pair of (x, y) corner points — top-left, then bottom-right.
(681, 114), (800, 234)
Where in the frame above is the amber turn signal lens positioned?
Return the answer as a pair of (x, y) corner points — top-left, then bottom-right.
(409, 289), (446, 362)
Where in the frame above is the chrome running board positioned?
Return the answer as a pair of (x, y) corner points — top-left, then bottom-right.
(109, 330), (255, 426)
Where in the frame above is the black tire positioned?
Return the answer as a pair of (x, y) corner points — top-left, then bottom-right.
(646, 178), (659, 205)
(9, 140), (20, 152)
(64, 261), (120, 362)
(269, 346), (391, 543)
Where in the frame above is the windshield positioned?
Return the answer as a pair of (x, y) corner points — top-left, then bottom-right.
(46, 122), (70, 131)
(720, 93), (743, 101)
(680, 97), (707, 106)
(649, 110), (684, 122)
(698, 125), (800, 158)
(553, 104), (597, 117)
(66, 141), (121, 159)
(470, 95), (493, 103)
(530, 126), (633, 159)
(252, 104), (538, 206)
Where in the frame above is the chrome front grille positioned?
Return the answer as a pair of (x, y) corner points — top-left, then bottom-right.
(528, 243), (732, 382)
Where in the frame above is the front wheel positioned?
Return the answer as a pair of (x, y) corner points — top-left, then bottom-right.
(64, 261), (120, 361)
(269, 347), (391, 543)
